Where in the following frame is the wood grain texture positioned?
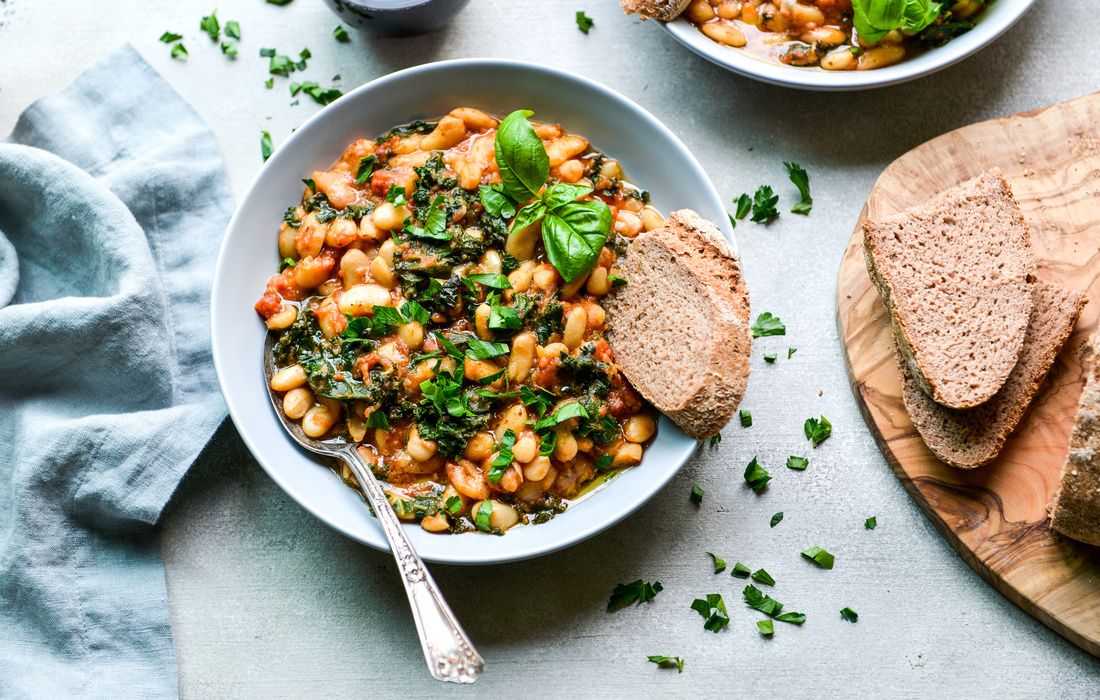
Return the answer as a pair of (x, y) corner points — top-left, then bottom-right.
(837, 92), (1100, 657)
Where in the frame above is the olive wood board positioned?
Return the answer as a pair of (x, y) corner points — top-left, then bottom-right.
(837, 92), (1100, 657)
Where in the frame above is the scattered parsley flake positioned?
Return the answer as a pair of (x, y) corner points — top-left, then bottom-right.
(840, 607), (859, 623)
(279, 257), (296, 271)
(801, 546), (835, 569)
(804, 415), (832, 448)
(788, 347), (797, 359)
(744, 457), (771, 493)
(159, 31), (183, 43)
(608, 579), (663, 611)
(764, 353), (777, 363)
(486, 429), (516, 484)
(785, 161), (813, 214)
(739, 409), (752, 427)
(751, 311), (786, 338)
(264, 77), (274, 89)
(731, 562), (751, 578)
(444, 496), (463, 515)
(355, 155), (376, 184)
(221, 41), (238, 58)
(865, 516), (878, 530)
(199, 11), (220, 41)
(225, 20), (241, 39)
(647, 655), (684, 673)
(743, 584), (784, 617)
(751, 568), (776, 586)
(769, 512), (783, 528)
(333, 24), (350, 42)
(707, 552), (726, 574)
(786, 455), (809, 471)
(690, 594), (730, 632)
(757, 618), (774, 636)
(776, 611), (806, 625)
(170, 43), (189, 60)
(751, 184), (779, 223)
(690, 484), (704, 505)
(575, 10), (594, 33)
(260, 130), (273, 162)
(734, 193), (752, 219)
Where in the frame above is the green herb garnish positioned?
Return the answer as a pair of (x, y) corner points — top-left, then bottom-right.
(608, 579), (663, 611)
(744, 457), (771, 493)
(734, 193), (752, 219)
(333, 24), (350, 42)
(160, 31), (183, 43)
(474, 499), (495, 532)
(487, 429), (516, 483)
(764, 353), (777, 363)
(751, 568), (775, 586)
(731, 562), (751, 578)
(707, 552), (726, 574)
(770, 512), (783, 528)
(576, 10), (594, 33)
(757, 619), (774, 636)
(840, 607), (859, 623)
(279, 257), (296, 271)
(851, 0), (941, 44)
(743, 584), (784, 617)
(751, 311), (785, 338)
(787, 347), (797, 358)
(171, 43), (189, 60)
(647, 655), (684, 673)
(739, 410), (752, 427)
(260, 130), (273, 161)
(786, 455), (809, 471)
(751, 185), (779, 223)
(225, 20), (241, 39)
(444, 496), (463, 515)
(690, 483), (704, 505)
(785, 161), (812, 215)
(804, 415), (832, 448)
(690, 594), (730, 632)
(865, 516), (877, 530)
(776, 611), (806, 625)
(200, 11), (220, 40)
(801, 546), (835, 569)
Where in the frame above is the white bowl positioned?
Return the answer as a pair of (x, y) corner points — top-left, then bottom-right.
(210, 59), (731, 565)
(663, 0), (1037, 91)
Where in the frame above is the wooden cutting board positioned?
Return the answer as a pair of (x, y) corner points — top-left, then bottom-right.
(837, 92), (1100, 657)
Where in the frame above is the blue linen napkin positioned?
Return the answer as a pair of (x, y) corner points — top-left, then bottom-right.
(0, 45), (229, 697)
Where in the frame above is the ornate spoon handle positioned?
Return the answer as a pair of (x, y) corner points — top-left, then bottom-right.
(340, 446), (485, 684)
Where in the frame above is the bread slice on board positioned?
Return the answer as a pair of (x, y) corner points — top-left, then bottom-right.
(864, 169), (1036, 409)
(902, 280), (1086, 469)
(619, 0), (691, 21)
(605, 209), (751, 440)
(1050, 329), (1100, 546)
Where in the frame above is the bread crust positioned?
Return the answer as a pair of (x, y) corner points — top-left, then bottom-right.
(1051, 330), (1100, 546)
(619, 0), (692, 21)
(864, 170), (1035, 409)
(902, 280), (1086, 469)
(605, 209), (751, 439)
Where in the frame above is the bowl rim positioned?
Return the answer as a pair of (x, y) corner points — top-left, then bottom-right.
(661, 0), (1038, 91)
(210, 57), (729, 564)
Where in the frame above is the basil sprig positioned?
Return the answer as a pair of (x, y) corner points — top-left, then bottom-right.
(493, 110), (611, 282)
(851, 0), (942, 44)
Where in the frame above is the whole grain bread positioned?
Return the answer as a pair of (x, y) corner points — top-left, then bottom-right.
(619, 0), (691, 21)
(1050, 330), (1100, 546)
(902, 280), (1086, 469)
(605, 209), (751, 439)
(864, 170), (1036, 409)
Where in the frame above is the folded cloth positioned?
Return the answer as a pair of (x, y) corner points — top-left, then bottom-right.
(0, 45), (229, 697)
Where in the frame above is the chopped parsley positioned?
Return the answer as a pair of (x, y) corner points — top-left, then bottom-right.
(355, 155), (376, 185)
(731, 562), (751, 578)
(751, 185), (779, 223)
(776, 611), (806, 625)
(764, 353), (777, 363)
(708, 433), (721, 447)
(757, 618), (774, 636)
(690, 594), (730, 632)
(279, 257), (296, 271)
(804, 415), (832, 448)
(225, 20), (241, 39)
(690, 483), (704, 505)
(575, 10), (595, 33)
(739, 409), (752, 427)
(290, 80), (344, 106)
(785, 161), (812, 214)
(769, 512), (783, 528)
(474, 499), (494, 532)
(787, 347), (797, 359)
(744, 457), (771, 493)
(200, 11), (220, 40)
(786, 455), (809, 471)
(221, 41), (238, 58)
(595, 454), (613, 471)
(865, 516), (878, 530)
(801, 546), (835, 569)
(751, 568), (775, 586)
(444, 496), (463, 515)
(608, 579), (663, 611)
(743, 584), (784, 617)
(751, 311), (786, 338)
(840, 607), (859, 623)
(707, 552), (726, 574)
(487, 429), (516, 483)
(159, 31), (183, 43)
(734, 193), (752, 220)
(260, 130), (274, 162)
(170, 43), (189, 60)
(647, 655), (684, 673)
(333, 24), (350, 42)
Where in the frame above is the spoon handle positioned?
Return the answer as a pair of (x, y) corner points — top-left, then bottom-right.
(340, 446), (485, 684)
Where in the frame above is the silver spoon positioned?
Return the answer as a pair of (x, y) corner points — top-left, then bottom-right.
(263, 333), (485, 684)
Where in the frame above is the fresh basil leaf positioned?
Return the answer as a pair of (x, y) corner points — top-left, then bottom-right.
(608, 579), (663, 611)
(594, 454), (613, 470)
(785, 161), (813, 215)
(744, 457), (771, 493)
(752, 568), (775, 586)
(465, 338), (509, 360)
(474, 499), (495, 532)
(776, 611), (806, 625)
(477, 367), (507, 385)
(647, 655), (683, 673)
(365, 411), (389, 429)
(801, 546), (835, 569)
(466, 273), (512, 289)
(743, 584), (784, 617)
(479, 184), (517, 219)
(487, 429), (516, 483)
(787, 347), (797, 358)
(407, 196), (450, 241)
(731, 562), (751, 578)
(786, 455), (809, 471)
(770, 512), (783, 528)
(542, 199), (611, 282)
(708, 433), (721, 447)
(542, 182), (592, 211)
(533, 401), (588, 431)
(840, 607), (859, 623)
(355, 155), (376, 184)
(852, 0), (942, 43)
(751, 311), (786, 338)
(444, 496), (463, 515)
(260, 130), (274, 161)
(707, 552), (726, 574)
(385, 184), (407, 207)
(510, 199), (547, 234)
(400, 299), (430, 325)
(804, 415), (832, 448)
(494, 109), (549, 202)
(757, 619), (774, 636)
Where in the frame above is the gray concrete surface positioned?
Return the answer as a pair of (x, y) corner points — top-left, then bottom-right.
(2, 0), (1098, 696)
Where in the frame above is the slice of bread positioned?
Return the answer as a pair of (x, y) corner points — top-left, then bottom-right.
(902, 280), (1086, 469)
(864, 170), (1036, 409)
(619, 0), (692, 21)
(605, 209), (751, 440)
(1050, 330), (1100, 546)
